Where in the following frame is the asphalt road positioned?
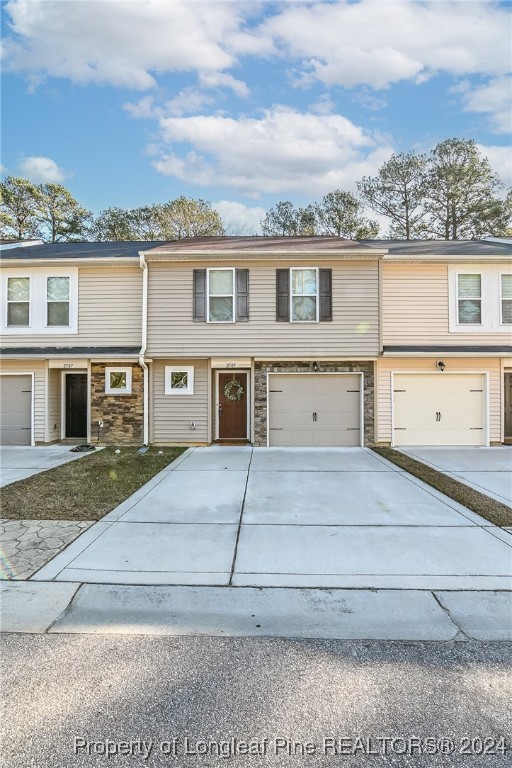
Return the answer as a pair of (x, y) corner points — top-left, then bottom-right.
(1, 635), (511, 768)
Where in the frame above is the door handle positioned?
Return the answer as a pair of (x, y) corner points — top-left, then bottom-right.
(219, 403), (223, 414)
(312, 412), (317, 422)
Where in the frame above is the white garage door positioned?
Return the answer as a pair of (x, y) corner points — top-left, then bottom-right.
(0, 375), (32, 445)
(393, 374), (486, 446)
(268, 373), (361, 446)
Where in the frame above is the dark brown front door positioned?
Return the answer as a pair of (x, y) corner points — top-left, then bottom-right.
(218, 372), (248, 439)
(505, 373), (512, 439)
(65, 373), (88, 438)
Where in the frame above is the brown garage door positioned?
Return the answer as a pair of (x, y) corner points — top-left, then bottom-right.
(0, 375), (32, 445)
(268, 373), (361, 446)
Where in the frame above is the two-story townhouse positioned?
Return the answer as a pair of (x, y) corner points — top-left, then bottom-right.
(2, 236), (511, 449)
(143, 237), (384, 447)
(369, 239), (512, 447)
(0, 241), (161, 445)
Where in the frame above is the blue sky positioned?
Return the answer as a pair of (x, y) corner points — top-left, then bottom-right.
(2, 0), (511, 234)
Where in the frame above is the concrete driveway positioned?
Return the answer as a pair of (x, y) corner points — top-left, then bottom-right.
(32, 446), (512, 590)
(399, 446), (512, 507)
(0, 445), (94, 487)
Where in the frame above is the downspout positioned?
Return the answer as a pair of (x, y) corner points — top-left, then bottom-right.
(139, 252), (149, 446)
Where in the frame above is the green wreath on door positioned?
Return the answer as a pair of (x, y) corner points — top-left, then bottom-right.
(223, 379), (244, 401)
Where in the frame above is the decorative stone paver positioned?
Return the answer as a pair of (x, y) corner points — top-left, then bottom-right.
(0, 520), (92, 580)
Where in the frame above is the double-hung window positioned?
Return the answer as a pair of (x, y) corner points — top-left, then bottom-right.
(7, 277), (30, 326)
(47, 276), (70, 326)
(457, 273), (481, 325)
(2, 268), (78, 334)
(208, 268), (235, 323)
(501, 274), (512, 325)
(276, 268), (332, 322)
(193, 268), (249, 322)
(291, 268), (318, 322)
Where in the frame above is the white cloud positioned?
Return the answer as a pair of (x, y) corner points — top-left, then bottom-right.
(4, 0), (510, 97)
(3, 0), (243, 88)
(198, 72), (250, 98)
(477, 144), (512, 189)
(18, 156), (66, 183)
(257, 0), (511, 89)
(462, 77), (512, 134)
(152, 105), (394, 197)
(213, 200), (266, 234)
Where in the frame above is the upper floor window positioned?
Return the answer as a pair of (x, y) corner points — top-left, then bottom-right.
(193, 268), (249, 323)
(7, 277), (30, 326)
(208, 268), (235, 323)
(448, 266), (512, 333)
(276, 268), (332, 322)
(291, 268), (318, 322)
(1, 268), (78, 334)
(457, 273), (481, 325)
(47, 276), (70, 326)
(501, 274), (512, 325)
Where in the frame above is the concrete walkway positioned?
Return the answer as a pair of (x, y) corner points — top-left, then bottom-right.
(0, 445), (94, 487)
(400, 446), (512, 507)
(31, 447), (512, 591)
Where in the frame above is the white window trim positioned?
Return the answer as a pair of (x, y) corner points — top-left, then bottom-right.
(165, 365), (195, 395)
(499, 271), (512, 326)
(290, 267), (319, 323)
(105, 366), (132, 395)
(46, 275), (70, 329)
(1, 267), (78, 335)
(206, 267), (235, 323)
(448, 266), (512, 333)
(6, 276), (31, 328)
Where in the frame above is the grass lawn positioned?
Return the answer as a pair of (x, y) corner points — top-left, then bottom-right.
(0, 446), (186, 521)
(372, 447), (512, 528)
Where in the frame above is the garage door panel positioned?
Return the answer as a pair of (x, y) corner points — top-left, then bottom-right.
(393, 374), (485, 447)
(268, 374), (362, 447)
(0, 375), (32, 445)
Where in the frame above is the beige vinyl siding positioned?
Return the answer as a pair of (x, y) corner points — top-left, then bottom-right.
(376, 357), (502, 444)
(1, 266), (142, 347)
(147, 261), (379, 358)
(48, 367), (61, 441)
(151, 359), (209, 444)
(0, 359), (46, 442)
(383, 264), (511, 345)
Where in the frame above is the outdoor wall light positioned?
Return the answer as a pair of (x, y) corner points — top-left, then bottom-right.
(312, 361), (319, 372)
(437, 360), (446, 372)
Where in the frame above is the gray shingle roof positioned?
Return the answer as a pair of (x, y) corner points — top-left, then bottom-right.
(0, 241), (166, 260)
(360, 239), (512, 256)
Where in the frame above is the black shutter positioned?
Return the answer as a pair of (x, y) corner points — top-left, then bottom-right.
(319, 268), (332, 322)
(276, 269), (290, 321)
(193, 269), (206, 321)
(235, 269), (249, 321)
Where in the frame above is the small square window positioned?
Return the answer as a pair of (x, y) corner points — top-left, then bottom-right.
(105, 367), (132, 395)
(165, 366), (194, 395)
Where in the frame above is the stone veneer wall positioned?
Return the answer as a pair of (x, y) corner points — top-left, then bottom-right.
(253, 360), (375, 446)
(90, 363), (144, 445)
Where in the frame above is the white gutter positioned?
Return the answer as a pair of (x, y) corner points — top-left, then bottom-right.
(139, 252), (149, 446)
